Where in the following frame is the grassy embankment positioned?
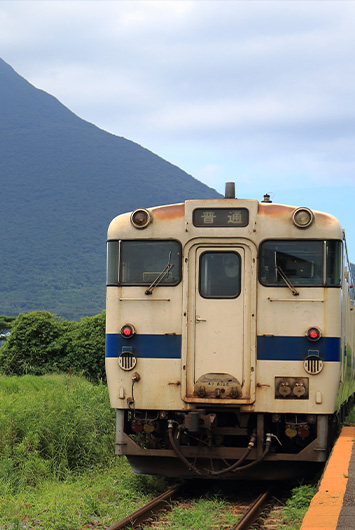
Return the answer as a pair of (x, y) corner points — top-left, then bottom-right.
(0, 374), (316, 529)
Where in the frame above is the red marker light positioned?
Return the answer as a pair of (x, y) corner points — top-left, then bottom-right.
(120, 324), (136, 339)
(307, 327), (321, 341)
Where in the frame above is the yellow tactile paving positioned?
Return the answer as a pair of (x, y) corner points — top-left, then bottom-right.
(300, 426), (355, 530)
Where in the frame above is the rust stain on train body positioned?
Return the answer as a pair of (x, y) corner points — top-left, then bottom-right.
(258, 203), (295, 219)
(258, 203), (338, 227)
(152, 203), (185, 220)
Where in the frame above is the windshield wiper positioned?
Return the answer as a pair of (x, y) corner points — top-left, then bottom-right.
(145, 253), (174, 295)
(276, 265), (299, 296)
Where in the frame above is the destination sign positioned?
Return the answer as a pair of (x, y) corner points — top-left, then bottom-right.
(193, 208), (249, 227)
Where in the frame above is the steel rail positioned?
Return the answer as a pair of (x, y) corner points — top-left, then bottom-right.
(105, 484), (183, 530)
(230, 489), (270, 530)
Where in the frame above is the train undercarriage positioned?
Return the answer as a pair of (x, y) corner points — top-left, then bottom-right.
(115, 407), (340, 479)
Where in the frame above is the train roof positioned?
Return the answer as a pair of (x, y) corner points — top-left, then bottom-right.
(108, 197), (343, 242)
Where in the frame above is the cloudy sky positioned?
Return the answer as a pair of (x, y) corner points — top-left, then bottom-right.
(1, 0), (355, 256)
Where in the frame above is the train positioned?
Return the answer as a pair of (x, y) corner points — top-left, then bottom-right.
(105, 183), (355, 479)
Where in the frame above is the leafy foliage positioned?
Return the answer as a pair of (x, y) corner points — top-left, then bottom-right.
(0, 311), (68, 375)
(0, 315), (16, 333)
(55, 313), (106, 381)
(0, 311), (105, 381)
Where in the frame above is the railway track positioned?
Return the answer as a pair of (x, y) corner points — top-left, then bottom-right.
(105, 483), (272, 530)
(230, 489), (270, 530)
(105, 484), (183, 530)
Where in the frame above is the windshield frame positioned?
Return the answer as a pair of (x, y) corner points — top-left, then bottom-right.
(106, 239), (182, 287)
(258, 239), (342, 288)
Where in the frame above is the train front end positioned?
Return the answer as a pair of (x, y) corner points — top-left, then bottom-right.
(106, 192), (354, 479)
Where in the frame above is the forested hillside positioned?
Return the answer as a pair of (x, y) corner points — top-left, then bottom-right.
(0, 58), (220, 319)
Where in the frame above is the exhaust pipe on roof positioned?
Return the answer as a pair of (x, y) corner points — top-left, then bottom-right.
(225, 182), (235, 199)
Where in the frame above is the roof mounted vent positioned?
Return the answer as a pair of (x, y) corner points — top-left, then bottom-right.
(262, 193), (272, 203)
(225, 182), (235, 199)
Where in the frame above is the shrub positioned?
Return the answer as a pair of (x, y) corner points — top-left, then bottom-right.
(0, 315), (16, 333)
(0, 311), (70, 375)
(55, 312), (106, 382)
(0, 311), (106, 381)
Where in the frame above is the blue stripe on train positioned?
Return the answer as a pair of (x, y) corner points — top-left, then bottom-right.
(257, 335), (341, 362)
(106, 333), (341, 361)
(105, 333), (182, 359)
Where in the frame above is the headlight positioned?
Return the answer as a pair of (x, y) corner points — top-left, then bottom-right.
(292, 207), (314, 229)
(131, 209), (152, 229)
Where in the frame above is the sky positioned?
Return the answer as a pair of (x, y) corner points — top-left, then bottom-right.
(1, 0), (355, 257)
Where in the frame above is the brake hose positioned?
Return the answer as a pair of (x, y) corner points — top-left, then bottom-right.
(168, 421), (202, 475)
(168, 422), (273, 477)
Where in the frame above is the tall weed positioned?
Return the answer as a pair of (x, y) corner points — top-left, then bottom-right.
(0, 374), (115, 491)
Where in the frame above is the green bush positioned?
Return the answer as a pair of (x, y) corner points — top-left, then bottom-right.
(0, 311), (70, 375)
(0, 311), (105, 381)
(55, 313), (106, 382)
(0, 315), (16, 333)
(0, 374), (115, 491)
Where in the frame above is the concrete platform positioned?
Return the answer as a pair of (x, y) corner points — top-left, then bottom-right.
(300, 426), (355, 530)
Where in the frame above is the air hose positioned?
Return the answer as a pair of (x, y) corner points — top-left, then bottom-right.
(208, 433), (272, 476)
(209, 431), (258, 476)
(168, 421), (202, 475)
(168, 421), (273, 477)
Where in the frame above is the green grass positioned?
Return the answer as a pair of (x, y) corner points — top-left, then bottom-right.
(0, 374), (316, 529)
(0, 374), (114, 486)
(272, 483), (316, 530)
(153, 496), (239, 530)
(0, 475), (317, 530)
(0, 374), (168, 529)
(345, 407), (355, 425)
(0, 459), (168, 530)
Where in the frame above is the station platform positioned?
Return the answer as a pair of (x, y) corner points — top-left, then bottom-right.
(300, 425), (355, 530)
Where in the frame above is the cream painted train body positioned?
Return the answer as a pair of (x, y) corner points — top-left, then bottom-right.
(106, 185), (355, 479)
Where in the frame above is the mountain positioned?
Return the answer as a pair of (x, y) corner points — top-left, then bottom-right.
(0, 58), (220, 320)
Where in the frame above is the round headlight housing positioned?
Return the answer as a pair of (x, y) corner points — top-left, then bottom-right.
(131, 209), (152, 229)
(292, 207), (314, 229)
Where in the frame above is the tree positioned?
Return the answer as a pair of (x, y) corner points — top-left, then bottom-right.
(0, 311), (71, 375)
(0, 311), (106, 381)
(60, 312), (106, 382)
(0, 315), (16, 335)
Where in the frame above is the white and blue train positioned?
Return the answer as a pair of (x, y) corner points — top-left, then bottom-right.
(105, 183), (355, 479)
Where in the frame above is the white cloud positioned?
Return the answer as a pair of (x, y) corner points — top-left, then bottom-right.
(1, 0), (355, 198)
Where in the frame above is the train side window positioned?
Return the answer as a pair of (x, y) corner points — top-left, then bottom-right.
(259, 240), (342, 287)
(107, 240), (119, 285)
(199, 252), (241, 298)
(326, 240), (342, 286)
(112, 240), (182, 286)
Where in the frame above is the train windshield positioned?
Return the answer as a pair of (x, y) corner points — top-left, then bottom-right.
(106, 240), (182, 286)
(259, 240), (342, 287)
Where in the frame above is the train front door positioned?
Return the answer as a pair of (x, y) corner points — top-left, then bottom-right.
(184, 244), (255, 403)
